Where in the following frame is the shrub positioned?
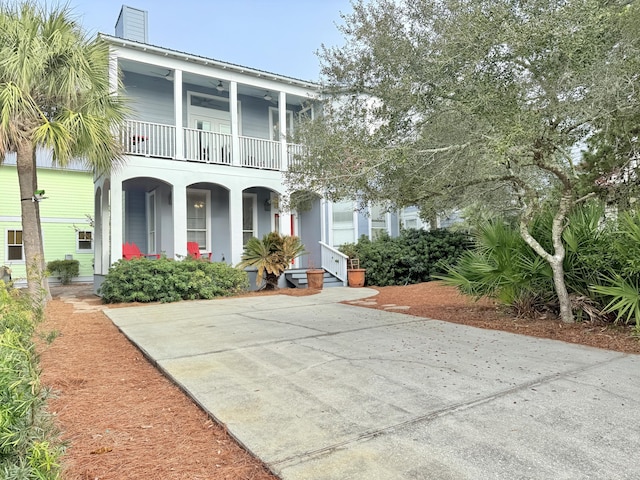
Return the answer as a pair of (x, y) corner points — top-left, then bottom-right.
(0, 282), (63, 479)
(46, 259), (80, 285)
(98, 257), (249, 303)
(436, 220), (555, 314)
(342, 229), (472, 286)
(590, 209), (640, 327)
(437, 202), (640, 321)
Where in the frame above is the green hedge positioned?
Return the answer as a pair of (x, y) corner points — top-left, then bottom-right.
(98, 258), (249, 303)
(342, 229), (472, 286)
(47, 259), (79, 285)
(0, 283), (63, 479)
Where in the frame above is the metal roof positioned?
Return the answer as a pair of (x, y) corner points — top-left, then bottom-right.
(99, 33), (321, 91)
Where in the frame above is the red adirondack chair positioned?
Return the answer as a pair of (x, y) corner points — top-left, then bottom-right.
(187, 241), (212, 260)
(122, 242), (160, 260)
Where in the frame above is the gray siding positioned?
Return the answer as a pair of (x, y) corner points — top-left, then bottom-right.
(122, 72), (174, 124)
(390, 212), (400, 237)
(124, 189), (147, 252)
(115, 6), (148, 43)
(299, 197), (322, 269)
(210, 186), (230, 262)
(357, 209), (369, 239)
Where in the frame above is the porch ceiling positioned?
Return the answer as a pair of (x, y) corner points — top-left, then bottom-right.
(118, 58), (314, 107)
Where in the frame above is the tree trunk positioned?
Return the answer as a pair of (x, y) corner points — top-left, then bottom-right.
(549, 258), (573, 323)
(519, 192), (574, 323)
(16, 141), (51, 307)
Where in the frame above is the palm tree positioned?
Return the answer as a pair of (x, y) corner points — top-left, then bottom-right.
(0, 3), (127, 304)
(237, 232), (305, 290)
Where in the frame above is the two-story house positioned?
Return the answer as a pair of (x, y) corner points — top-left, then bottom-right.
(93, 5), (406, 290)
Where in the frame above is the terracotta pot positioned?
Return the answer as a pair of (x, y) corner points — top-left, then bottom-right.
(306, 269), (324, 290)
(347, 268), (366, 288)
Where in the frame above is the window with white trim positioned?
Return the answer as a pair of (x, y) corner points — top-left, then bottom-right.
(77, 231), (93, 252)
(370, 204), (389, 240)
(187, 189), (210, 250)
(331, 200), (356, 247)
(7, 230), (24, 261)
(242, 194), (257, 245)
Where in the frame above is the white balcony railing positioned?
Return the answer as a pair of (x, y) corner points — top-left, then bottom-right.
(123, 120), (176, 158)
(122, 120), (301, 172)
(320, 242), (348, 284)
(184, 128), (232, 164)
(240, 136), (281, 170)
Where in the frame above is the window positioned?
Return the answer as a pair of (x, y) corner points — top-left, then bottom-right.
(370, 204), (389, 240)
(7, 230), (23, 261)
(269, 107), (294, 141)
(187, 189), (210, 250)
(146, 190), (156, 253)
(331, 201), (356, 247)
(242, 194), (257, 245)
(77, 231), (93, 251)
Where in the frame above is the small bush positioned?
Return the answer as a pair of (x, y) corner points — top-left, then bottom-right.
(0, 282), (63, 479)
(343, 229), (472, 286)
(98, 258), (249, 303)
(438, 202), (640, 322)
(46, 259), (79, 285)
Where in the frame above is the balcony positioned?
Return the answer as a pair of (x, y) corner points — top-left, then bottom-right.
(122, 119), (303, 172)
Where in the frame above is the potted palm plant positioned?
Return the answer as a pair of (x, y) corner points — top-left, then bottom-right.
(237, 232), (305, 290)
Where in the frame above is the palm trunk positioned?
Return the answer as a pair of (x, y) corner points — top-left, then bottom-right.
(264, 272), (279, 290)
(16, 141), (51, 307)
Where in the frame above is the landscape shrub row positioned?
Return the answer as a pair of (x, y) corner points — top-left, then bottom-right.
(0, 283), (62, 479)
(342, 229), (472, 287)
(98, 257), (249, 303)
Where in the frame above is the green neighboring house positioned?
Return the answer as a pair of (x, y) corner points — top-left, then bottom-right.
(0, 152), (94, 285)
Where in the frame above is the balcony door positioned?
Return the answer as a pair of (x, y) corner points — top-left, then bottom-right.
(187, 92), (236, 162)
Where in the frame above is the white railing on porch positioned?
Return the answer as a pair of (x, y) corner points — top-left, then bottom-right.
(287, 143), (306, 169)
(240, 136), (281, 170)
(184, 128), (232, 164)
(122, 120), (302, 171)
(320, 241), (348, 285)
(123, 119), (176, 158)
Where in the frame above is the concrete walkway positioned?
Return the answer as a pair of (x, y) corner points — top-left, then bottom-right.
(105, 288), (640, 480)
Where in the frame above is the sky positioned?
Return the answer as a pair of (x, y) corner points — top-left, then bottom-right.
(56, 0), (355, 82)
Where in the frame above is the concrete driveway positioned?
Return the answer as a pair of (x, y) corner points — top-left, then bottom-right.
(105, 288), (640, 480)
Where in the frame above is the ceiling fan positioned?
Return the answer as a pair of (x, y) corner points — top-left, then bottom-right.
(150, 69), (174, 81)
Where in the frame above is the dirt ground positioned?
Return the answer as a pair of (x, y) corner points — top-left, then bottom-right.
(39, 282), (640, 480)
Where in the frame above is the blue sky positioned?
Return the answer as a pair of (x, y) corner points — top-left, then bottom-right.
(59, 0), (355, 82)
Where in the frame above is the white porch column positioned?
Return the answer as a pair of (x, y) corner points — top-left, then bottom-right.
(230, 81), (241, 167)
(279, 91), (288, 171)
(320, 198), (327, 244)
(280, 212), (292, 236)
(109, 179), (123, 263)
(108, 49), (118, 94)
(174, 69), (183, 160)
(229, 187), (244, 265)
(172, 184), (187, 259)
